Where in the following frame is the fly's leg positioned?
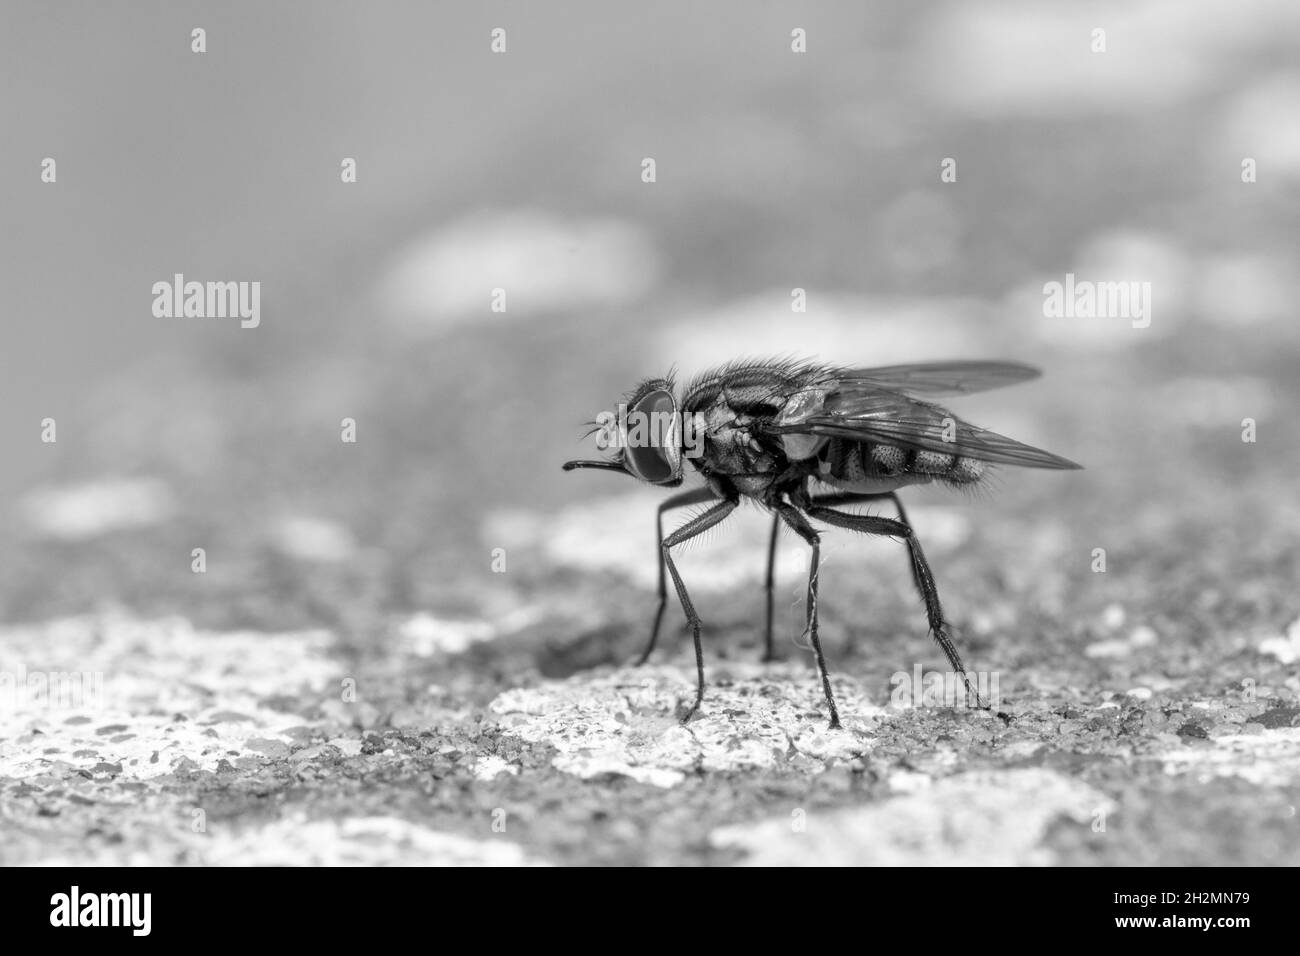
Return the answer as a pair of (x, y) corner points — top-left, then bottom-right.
(639, 486), (718, 666)
(774, 504), (840, 729)
(661, 497), (738, 721)
(885, 494), (986, 709)
(805, 502), (988, 710)
(806, 491), (928, 597)
(762, 511), (780, 662)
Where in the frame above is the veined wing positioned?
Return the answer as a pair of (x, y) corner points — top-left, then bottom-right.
(771, 383), (1081, 470)
(837, 361), (1041, 397)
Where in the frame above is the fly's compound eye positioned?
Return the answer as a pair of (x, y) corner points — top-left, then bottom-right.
(623, 389), (682, 484)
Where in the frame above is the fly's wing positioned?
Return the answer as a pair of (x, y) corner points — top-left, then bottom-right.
(771, 381), (1081, 469)
(836, 361), (1041, 397)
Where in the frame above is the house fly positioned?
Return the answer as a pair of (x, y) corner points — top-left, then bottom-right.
(563, 359), (1080, 728)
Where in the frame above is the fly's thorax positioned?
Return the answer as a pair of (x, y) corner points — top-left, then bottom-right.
(695, 394), (784, 477)
(728, 473), (777, 497)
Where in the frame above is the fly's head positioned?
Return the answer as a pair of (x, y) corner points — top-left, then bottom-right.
(563, 376), (687, 487)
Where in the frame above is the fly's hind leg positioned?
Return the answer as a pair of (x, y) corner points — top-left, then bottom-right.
(805, 500), (988, 710)
(884, 494), (986, 710)
(639, 486), (718, 666)
(660, 496), (738, 721)
(808, 492), (927, 597)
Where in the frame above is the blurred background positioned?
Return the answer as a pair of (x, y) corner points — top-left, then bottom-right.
(2, 0), (1298, 673)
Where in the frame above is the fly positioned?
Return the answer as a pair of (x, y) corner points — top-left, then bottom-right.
(563, 358), (1081, 728)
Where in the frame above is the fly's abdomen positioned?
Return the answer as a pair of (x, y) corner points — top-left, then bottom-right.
(816, 438), (985, 490)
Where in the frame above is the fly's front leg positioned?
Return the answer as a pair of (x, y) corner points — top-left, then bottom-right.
(774, 504), (840, 729)
(661, 496), (738, 721)
(639, 486), (718, 665)
(805, 502), (987, 710)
